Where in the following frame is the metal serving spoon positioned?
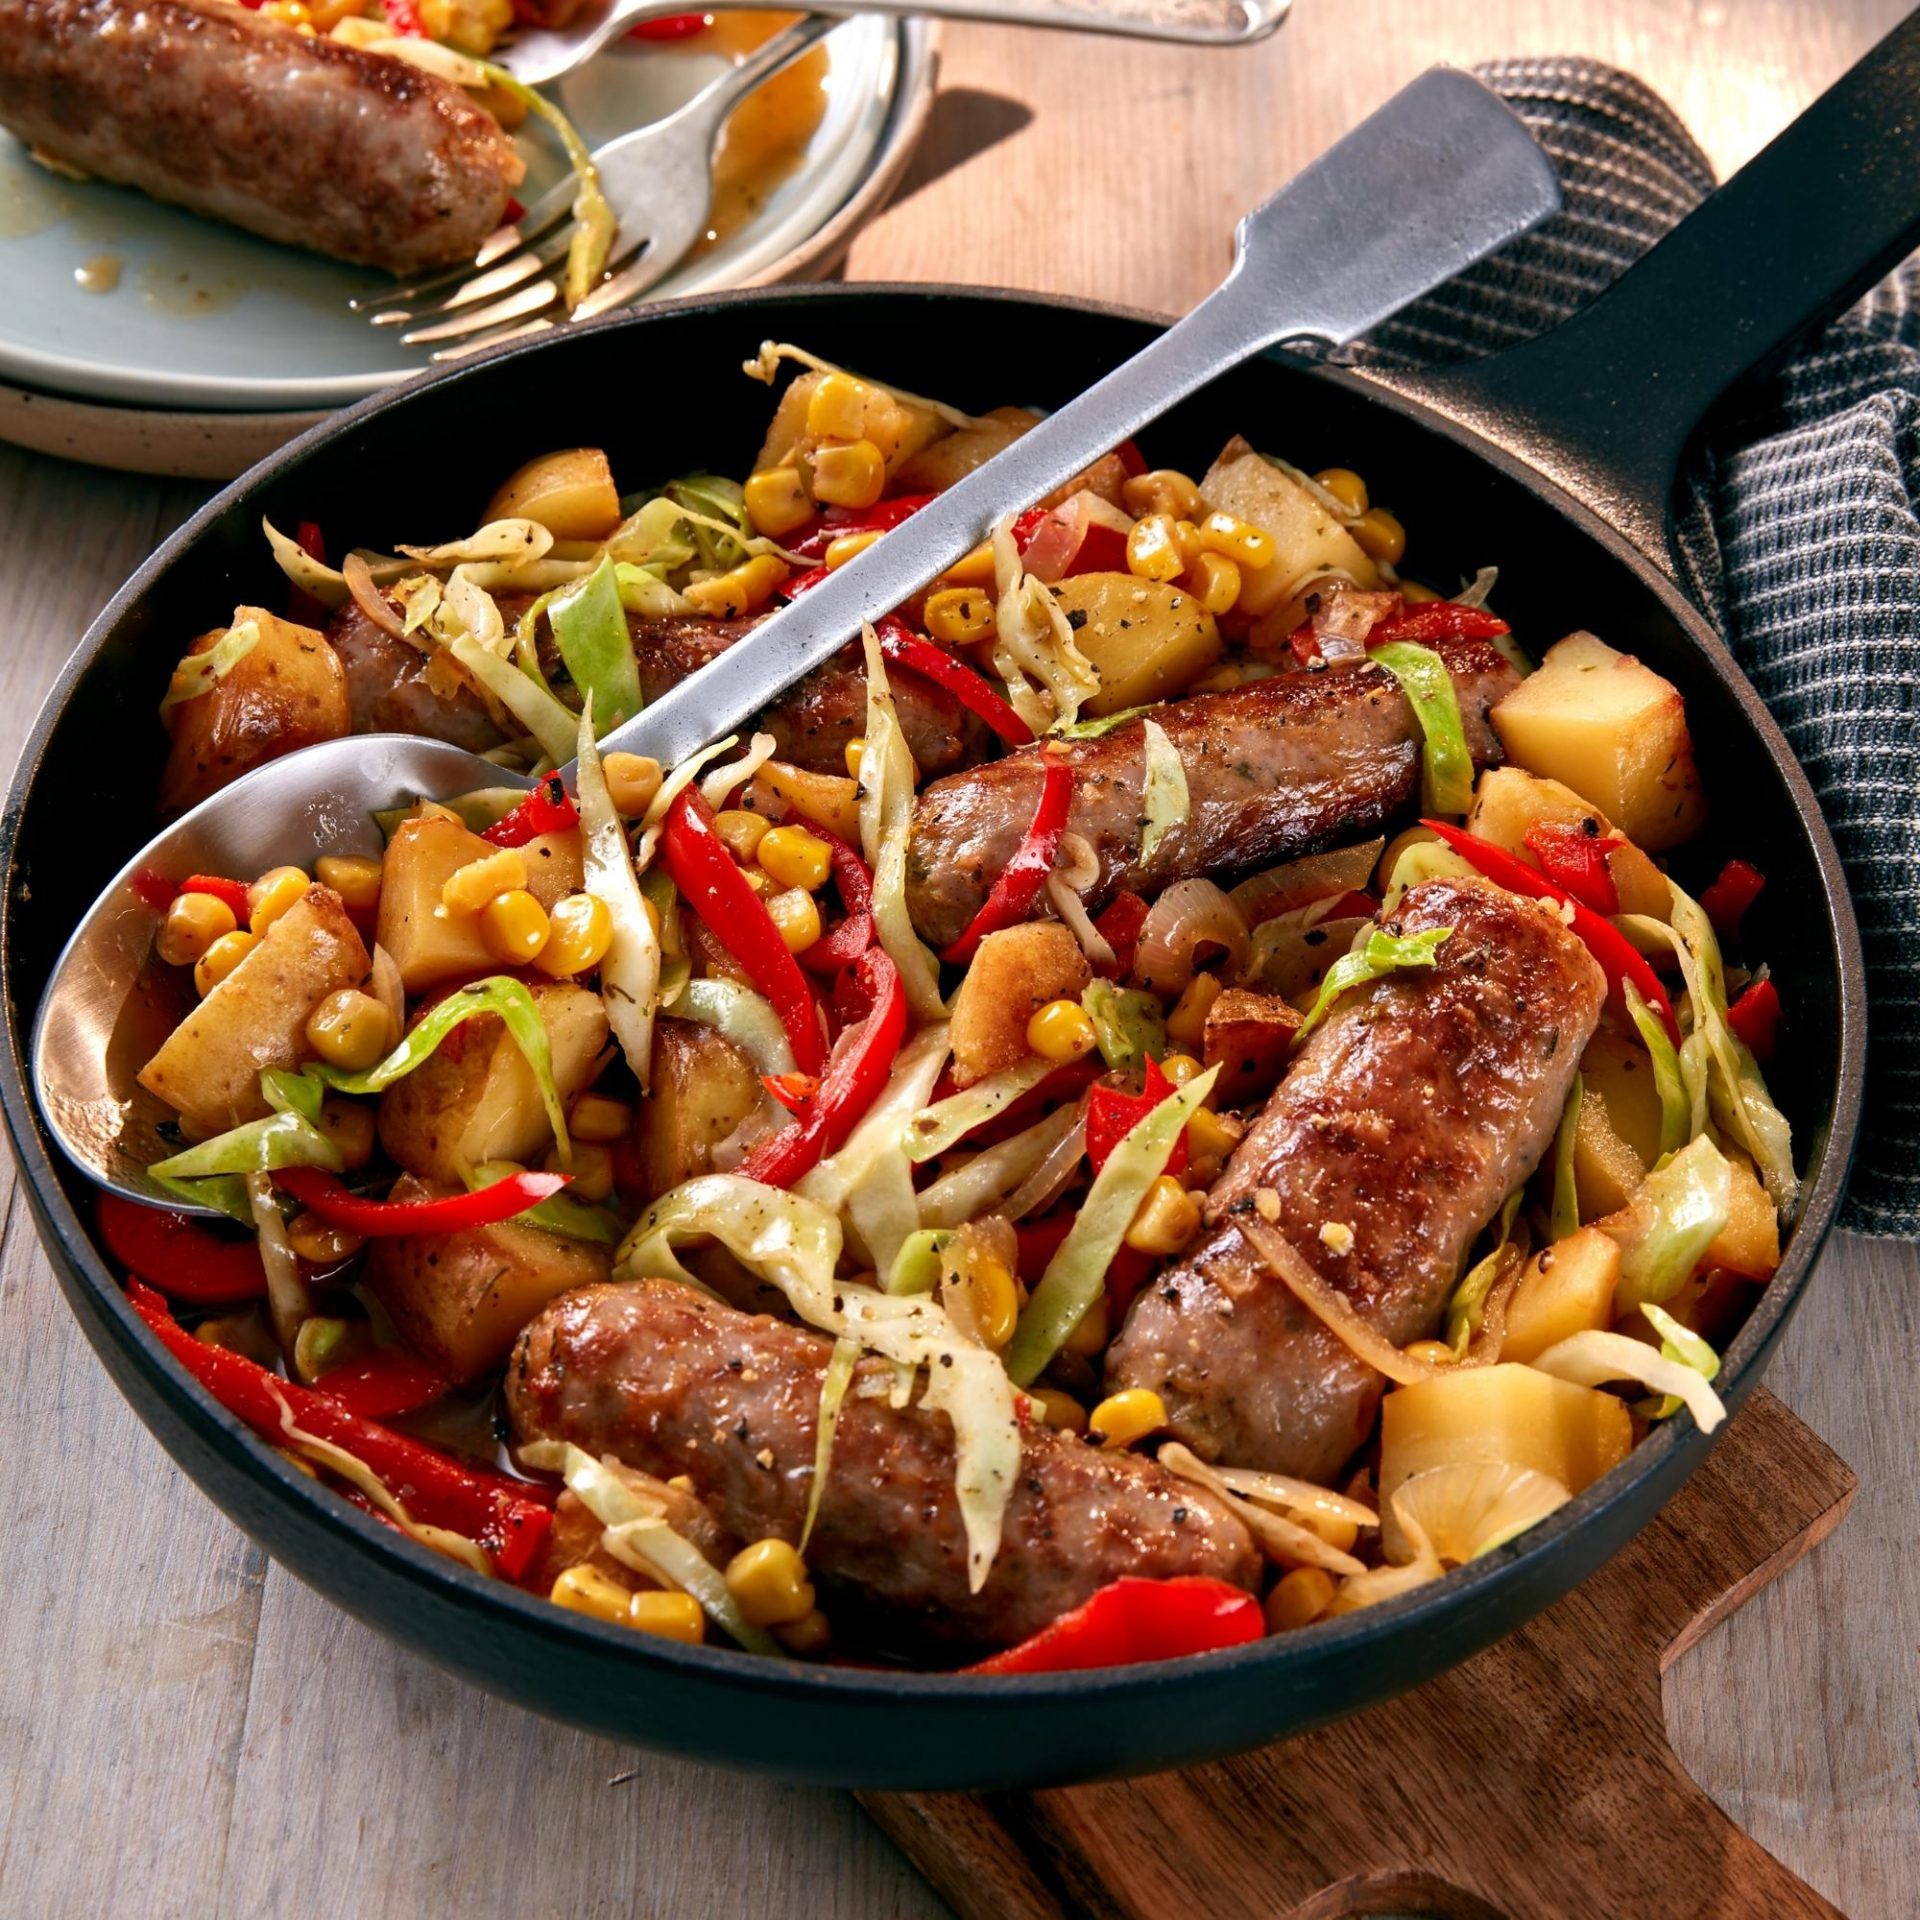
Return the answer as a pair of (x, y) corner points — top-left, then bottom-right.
(34, 65), (1558, 1210)
(502, 0), (1292, 92)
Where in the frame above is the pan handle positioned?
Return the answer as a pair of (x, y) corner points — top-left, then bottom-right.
(1396, 9), (1920, 574)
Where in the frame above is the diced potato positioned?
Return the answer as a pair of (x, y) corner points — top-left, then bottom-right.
(1202, 987), (1303, 1106)
(1466, 766), (1671, 917)
(366, 1176), (611, 1384)
(377, 981), (608, 1184)
(1049, 573), (1222, 716)
(754, 760), (861, 842)
(1615, 1266), (1758, 1351)
(161, 606), (350, 814)
(1578, 1026), (1666, 1169)
(1501, 1228), (1621, 1364)
(1700, 1151), (1781, 1279)
(1490, 633), (1707, 851)
(1573, 1092), (1648, 1222)
(634, 1020), (764, 1197)
(376, 813), (502, 992)
(518, 829), (584, 911)
(1197, 437), (1378, 617)
(949, 923), (1091, 1088)
(482, 448), (621, 541)
(139, 887), (368, 1136)
(894, 406), (1038, 494)
(753, 371), (950, 484)
(1042, 450), (1133, 512)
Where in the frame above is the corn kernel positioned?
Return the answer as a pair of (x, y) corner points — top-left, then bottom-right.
(194, 929), (257, 996)
(291, 1315), (364, 1383)
(480, 888), (550, 966)
(1030, 1388), (1087, 1434)
(824, 528), (883, 571)
(1026, 998), (1097, 1063)
(1265, 1565), (1337, 1632)
(766, 887), (822, 954)
(305, 987), (392, 1071)
(157, 891), (237, 968)
(808, 438), (886, 511)
(1159, 1052), (1201, 1087)
(741, 868), (772, 896)
(1184, 550), (1243, 617)
(1186, 1106), (1244, 1165)
(1352, 507), (1407, 566)
(936, 542), (997, 588)
(725, 1537), (816, 1628)
(441, 847), (526, 915)
(246, 865), (310, 934)
(956, 1255), (1021, 1350)
(569, 1092), (632, 1142)
(1200, 511), (1277, 571)
(922, 587), (996, 646)
(1306, 1510), (1360, 1555)
(602, 751), (663, 818)
(806, 371), (874, 443)
(757, 824), (832, 893)
(534, 892), (613, 977)
(1126, 513), (1185, 583)
(1312, 467), (1369, 516)
(1166, 972), (1222, 1050)
(1399, 579), (1442, 604)
(743, 466), (813, 539)
(715, 808), (770, 863)
(1062, 1292), (1109, 1358)
(1088, 1387), (1166, 1451)
(545, 1140), (614, 1203)
(287, 1213), (366, 1265)
(315, 853), (383, 912)
(773, 1606), (833, 1656)
(844, 738), (866, 780)
(1170, 518), (1206, 568)
(629, 1589), (706, 1644)
(1121, 468), (1203, 521)
(550, 1563), (634, 1626)
(1402, 1338), (1456, 1367)
(683, 552), (790, 618)
(317, 1097), (375, 1169)
(1125, 1174), (1202, 1256)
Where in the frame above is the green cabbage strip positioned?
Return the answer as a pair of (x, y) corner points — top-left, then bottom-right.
(307, 975), (571, 1168)
(612, 563), (692, 620)
(856, 624), (946, 1019)
(665, 475), (750, 573)
(676, 978), (797, 1078)
(1138, 718), (1189, 863)
(477, 68), (612, 310)
(1080, 979), (1167, 1073)
(1444, 1188), (1523, 1356)
(990, 514), (1099, 733)
(550, 556), (642, 736)
(576, 706), (661, 1092)
(904, 1056), (1055, 1164)
(1369, 641), (1475, 816)
(1006, 1064), (1220, 1386)
(512, 586), (560, 689)
(1623, 979), (1690, 1159)
(1607, 1133), (1733, 1311)
(1381, 837), (1477, 913)
(607, 495), (698, 573)
(1640, 1300), (1721, 1422)
(1528, 1323), (1727, 1433)
(1053, 705), (1152, 740)
(149, 1065), (343, 1186)
(449, 634), (580, 766)
(619, 1175), (1018, 1590)
(915, 1104), (1079, 1230)
(161, 620), (260, 713)
(469, 1161), (622, 1245)
(803, 1335), (861, 1552)
(1295, 925), (1452, 1046)
(887, 1227), (952, 1295)
(1550, 1074), (1583, 1242)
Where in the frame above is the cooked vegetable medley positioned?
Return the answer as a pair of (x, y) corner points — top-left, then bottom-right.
(109, 344), (1798, 1672)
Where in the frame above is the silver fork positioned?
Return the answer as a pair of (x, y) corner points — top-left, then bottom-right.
(354, 15), (837, 356)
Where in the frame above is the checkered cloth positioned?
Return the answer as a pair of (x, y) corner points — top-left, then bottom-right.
(1349, 57), (1918, 1236)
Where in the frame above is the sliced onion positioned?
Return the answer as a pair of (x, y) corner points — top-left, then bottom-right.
(1160, 1442), (1365, 1576)
(369, 942), (406, 1053)
(344, 551), (406, 638)
(1314, 585), (1401, 649)
(1131, 878), (1249, 997)
(1228, 839), (1384, 927)
(1208, 1462), (1379, 1532)
(1047, 872), (1116, 970)
(917, 1105), (1079, 1229)
(1020, 491), (1134, 584)
(1000, 1112), (1088, 1222)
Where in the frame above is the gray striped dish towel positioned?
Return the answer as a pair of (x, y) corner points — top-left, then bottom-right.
(1350, 57), (1917, 1237)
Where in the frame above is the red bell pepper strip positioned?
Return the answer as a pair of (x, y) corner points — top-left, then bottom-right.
(1091, 890), (1149, 979)
(789, 493), (935, 561)
(130, 867), (179, 911)
(1421, 820), (1681, 1044)
(380, 0), (428, 33)
(1727, 976), (1781, 1062)
(762, 1072), (821, 1114)
(779, 563), (831, 601)
(312, 1349), (452, 1421)
(629, 10), (709, 37)
(1015, 1211), (1153, 1316)
(939, 746), (1073, 964)
(1523, 819), (1623, 916)
(877, 617), (1034, 747)
(98, 1194), (268, 1306)
(482, 774), (580, 848)
(126, 1281), (552, 1580)
(737, 948), (907, 1187)
(1368, 601), (1510, 647)
(796, 828), (877, 975)
(180, 874), (252, 924)
(1012, 503), (1130, 580)
(1115, 439), (1148, 478)
(1700, 858), (1767, 942)
(277, 1166), (570, 1238)
(1085, 1056), (1191, 1179)
(965, 1575), (1263, 1675)
(660, 788), (827, 1075)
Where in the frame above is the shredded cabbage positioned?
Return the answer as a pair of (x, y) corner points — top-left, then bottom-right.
(1080, 979), (1168, 1073)
(989, 513), (1099, 732)
(448, 635), (579, 766)
(1295, 924), (1452, 1045)
(697, 731), (779, 813)
(160, 620), (260, 712)
(1137, 718), (1189, 863)
(888, 1227), (952, 1295)
(916, 1104), (1080, 1230)
(612, 562), (694, 620)
(676, 978), (796, 1078)
(149, 1067), (342, 1185)
(1053, 705), (1151, 740)
(905, 1057), (1055, 1164)
(1623, 979), (1691, 1159)
(1550, 1074), (1583, 1242)
(398, 519), (554, 571)
(550, 557), (642, 736)
(1529, 1324), (1728, 1433)
(1369, 641), (1475, 816)
(262, 518), (406, 606)
(1607, 1133), (1733, 1311)
(1386, 1460), (1570, 1565)
(1444, 1188), (1524, 1356)
(1640, 1299), (1722, 1421)
(469, 1162), (621, 1244)
(476, 66), (613, 310)
(803, 1336), (861, 1551)
(576, 708), (660, 1092)
(1006, 1064), (1220, 1386)
(1159, 1442), (1365, 1576)
(1381, 835), (1477, 913)
(247, 1168), (312, 1356)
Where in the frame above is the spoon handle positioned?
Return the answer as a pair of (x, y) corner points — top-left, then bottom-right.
(589, 67), (1560, 775)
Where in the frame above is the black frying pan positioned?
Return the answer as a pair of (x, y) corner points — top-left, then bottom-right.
(1, 15), (1907, 1792)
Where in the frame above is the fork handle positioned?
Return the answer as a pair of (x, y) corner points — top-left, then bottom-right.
(620, 0), (1286, 45)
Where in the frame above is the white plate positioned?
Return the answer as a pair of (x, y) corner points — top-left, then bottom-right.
(0, 17), (910, 414)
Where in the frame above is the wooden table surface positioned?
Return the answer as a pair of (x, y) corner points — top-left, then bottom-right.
(3, 3), (1916, 1914)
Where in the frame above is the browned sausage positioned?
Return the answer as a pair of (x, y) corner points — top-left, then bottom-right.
(1105, 878), (1605, 1483)
(905, 636), (1520, 951)
(0, 0), (523, 275)
(506, 1280), (1260, 1651)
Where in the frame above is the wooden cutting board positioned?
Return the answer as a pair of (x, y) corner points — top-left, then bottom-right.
(862, 1387), (1854, 1920)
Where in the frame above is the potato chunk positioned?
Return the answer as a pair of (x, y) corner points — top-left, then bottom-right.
(1700, 1151), (1781, 1279)
(518, 829), (584, 910)
(366, 1175), (611, 1384)
(1490, 633), (1707, 851)
(1578, 1025), (1666, 1169)
(377, 981), (608, 1183)
(633, 1019), (764, 1198)
(1501, 1228), (1621, 1364)
(1572, 1092), (1648, 1222)
(949, 922), (1092, 1088)
(1202, 987), (1303, 1106)
(139, 887), (368, 1136)
(1466, 766), (1671, 917)
(483, 448), (621, 540)
(894, 405), (1038, 494)
(753, 370), (951, 485)
(1197, 438), (1378, 617)
(376, 812), (502, 992)
(1049, 574), (1222, 716)
(161, 606), (350, 814)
